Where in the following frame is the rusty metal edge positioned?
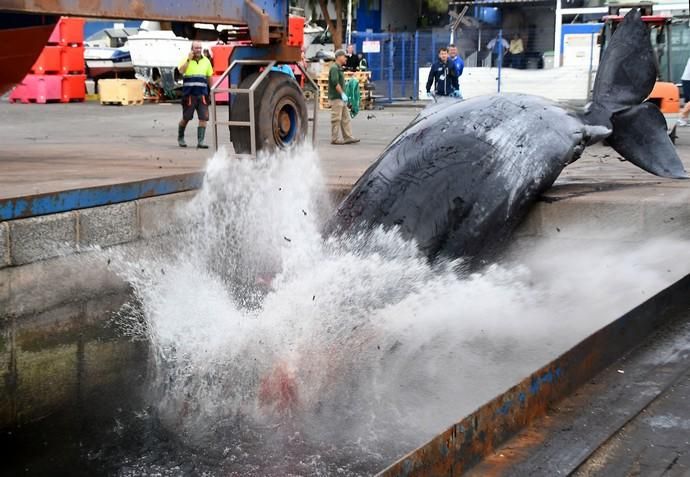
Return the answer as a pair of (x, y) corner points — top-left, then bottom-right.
(0, 0), (288, 26)
(376, 273), (690, 477)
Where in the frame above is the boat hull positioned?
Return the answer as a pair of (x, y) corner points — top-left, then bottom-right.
(0, 23), (56, 95)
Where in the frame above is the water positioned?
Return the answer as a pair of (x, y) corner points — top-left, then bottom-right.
(59, 146), (690, 475)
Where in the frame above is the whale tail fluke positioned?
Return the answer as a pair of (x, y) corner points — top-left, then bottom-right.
(585, 8), (688, 179)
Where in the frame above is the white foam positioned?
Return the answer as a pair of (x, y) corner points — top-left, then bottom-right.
(114, 145), (690, 463)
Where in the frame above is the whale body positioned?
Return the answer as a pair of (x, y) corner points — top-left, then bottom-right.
(328, 9), (687, 265)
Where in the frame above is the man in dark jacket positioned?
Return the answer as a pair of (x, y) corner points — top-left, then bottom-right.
(345, 44), (359, 71)
(426, 47), (458, 97)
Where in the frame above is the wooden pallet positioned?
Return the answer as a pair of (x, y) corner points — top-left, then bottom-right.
(101, 99), (144, 106)
(317, 70), (373, 110)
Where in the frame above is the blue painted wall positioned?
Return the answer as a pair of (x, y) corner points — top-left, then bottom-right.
(357, 1), (382, 32)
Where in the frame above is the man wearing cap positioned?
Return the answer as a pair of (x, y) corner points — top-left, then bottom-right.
(178, 41), (213, 149)
(328, 49), (360, 145)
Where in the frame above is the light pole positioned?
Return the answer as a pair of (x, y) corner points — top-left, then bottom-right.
(346, 0), (353, 45)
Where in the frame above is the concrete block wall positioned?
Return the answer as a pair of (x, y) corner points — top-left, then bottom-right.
(0, 191), (196, 318)
(514, 188), (690, 241)
(0, 190), (197, 270)
(3, 185), (687, 272)
(1, 185), (688, 318)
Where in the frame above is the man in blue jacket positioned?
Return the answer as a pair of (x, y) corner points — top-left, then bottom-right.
(425, 47), (459, 97)
(448, 44), (464, 98)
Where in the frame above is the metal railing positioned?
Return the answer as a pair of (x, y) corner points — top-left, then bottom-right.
(210, 59), (319, 156)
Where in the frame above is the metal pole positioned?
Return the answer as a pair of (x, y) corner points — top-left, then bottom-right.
(586, 31), (595, 102)
(413, 30), (419, 100)
(497, 28), (503, 93)
(431, 34), (436, 63)
(380, 33), (385, 85)
(366, 33), (371, 81)
(211, 93), (218, 151)
(346, 0), (353, 45)
(401, 34), (406, 97)
(478, 29), (481, 67)
(554, 0), (563, 68)
(388, 33), (394, 101)
(666, 24), (672, 82)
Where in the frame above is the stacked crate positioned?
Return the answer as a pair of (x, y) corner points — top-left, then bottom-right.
(9, 17), (86, 104)
(317, 69), (373, 110)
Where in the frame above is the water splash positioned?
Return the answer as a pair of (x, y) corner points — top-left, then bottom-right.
(114, 145), (690, 475)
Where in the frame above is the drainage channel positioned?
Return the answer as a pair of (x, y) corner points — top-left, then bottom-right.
(380, 274), (690, 477)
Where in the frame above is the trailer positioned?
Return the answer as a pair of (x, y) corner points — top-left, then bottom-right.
(0, 0), (317, 154)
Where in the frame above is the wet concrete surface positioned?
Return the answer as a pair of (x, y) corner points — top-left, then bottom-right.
(1, 99), (690, 201)
(0, 99), (409, 198)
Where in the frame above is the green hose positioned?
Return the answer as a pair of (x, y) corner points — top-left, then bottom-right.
(345, 78), (360, 118)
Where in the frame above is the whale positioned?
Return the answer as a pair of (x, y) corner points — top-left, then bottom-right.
(327, 9), (687, 266)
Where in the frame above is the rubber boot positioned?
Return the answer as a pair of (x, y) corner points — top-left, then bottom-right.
(197, 126), (209, 149)
(178, 125), (187, 148)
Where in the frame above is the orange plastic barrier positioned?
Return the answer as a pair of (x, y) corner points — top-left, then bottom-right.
(648, 81), (680, 114)
(211, 45), (234, 75)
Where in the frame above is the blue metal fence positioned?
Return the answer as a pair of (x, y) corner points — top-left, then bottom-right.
(351, 27), (506, 101)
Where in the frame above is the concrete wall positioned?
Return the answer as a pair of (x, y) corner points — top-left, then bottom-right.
(0, 191), (196, 318)
(0, 291), (146, 430)
(0, 191), (196, 271)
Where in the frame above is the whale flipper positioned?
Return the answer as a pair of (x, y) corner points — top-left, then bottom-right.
(608, 102), (688, 179)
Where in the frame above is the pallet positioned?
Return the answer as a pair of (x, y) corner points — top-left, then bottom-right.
(9, 98), (84, 104)
(317, 70), (373, 110)
(101, 99), (144, 106)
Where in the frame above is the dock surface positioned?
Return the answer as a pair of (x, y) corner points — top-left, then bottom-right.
(1, 100), (689, 206)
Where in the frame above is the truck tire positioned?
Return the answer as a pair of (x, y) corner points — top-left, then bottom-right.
(230, 71), (308, 154)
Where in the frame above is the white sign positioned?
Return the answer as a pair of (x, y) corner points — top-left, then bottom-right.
(562, 33), (600, 68)
(418, 67), (432, 100)
(362, 40), (380, 53)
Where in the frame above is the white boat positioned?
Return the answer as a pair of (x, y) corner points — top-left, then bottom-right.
(126, 30), (193, 70)
(84, 27), (136, 77)
(127, 28), (219, 95)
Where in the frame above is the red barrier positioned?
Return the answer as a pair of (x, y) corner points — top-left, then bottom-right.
(211, 45), (234, 75)
(287, 16), (305, 47)
(211, 75), (229, 104)
(61, 74), (86, 102)
(60, 45), (85, 74)
(31, 45), (84, 75)
(31, 46), (61, 74)
(9, 75), (62, 103)
(48, 17), (85, 46)
(9, 74), (85, 103)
